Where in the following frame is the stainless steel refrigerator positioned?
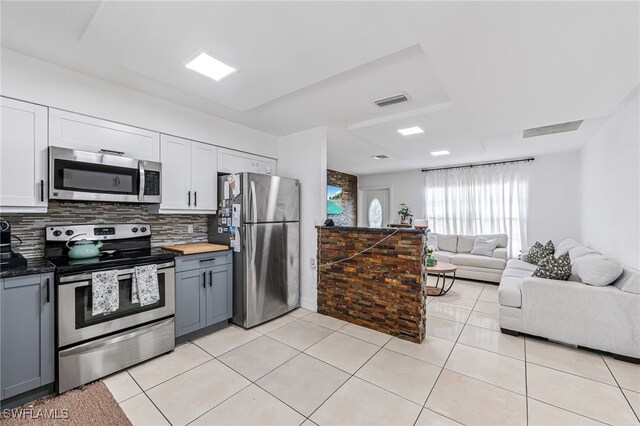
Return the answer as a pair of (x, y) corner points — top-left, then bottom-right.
(208, 172), (300, 328)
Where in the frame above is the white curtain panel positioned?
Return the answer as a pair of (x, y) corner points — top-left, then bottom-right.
(424, 162), (529, 258)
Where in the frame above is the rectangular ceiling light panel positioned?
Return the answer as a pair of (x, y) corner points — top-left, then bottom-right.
(185, 51), (236, 81)
(522, 120), (583, 138)
(397, 126), (424, 136)
(430, 150), (450, 156)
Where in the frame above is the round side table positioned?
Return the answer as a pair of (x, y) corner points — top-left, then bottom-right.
(425, 262), (457, 296)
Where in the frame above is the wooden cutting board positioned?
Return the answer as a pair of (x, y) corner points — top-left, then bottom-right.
(161, 243), (230, 255)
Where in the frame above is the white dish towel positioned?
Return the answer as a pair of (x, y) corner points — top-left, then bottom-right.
(92, 270), (119, 316)
(131, 264), (160, 307)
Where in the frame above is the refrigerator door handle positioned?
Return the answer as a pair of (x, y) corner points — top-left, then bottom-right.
(249, 179), (258, 223)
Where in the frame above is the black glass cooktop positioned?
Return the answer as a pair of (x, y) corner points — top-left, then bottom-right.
(48, 248), (175, 275)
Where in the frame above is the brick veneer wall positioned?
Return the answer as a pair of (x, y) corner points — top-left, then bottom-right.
(327, 169), (357, 226)
(316, 226), (426, 343)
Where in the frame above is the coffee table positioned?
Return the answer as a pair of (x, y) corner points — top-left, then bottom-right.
(425, 262), (457, 296)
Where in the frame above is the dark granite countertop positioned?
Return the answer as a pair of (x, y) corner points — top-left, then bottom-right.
(315, 225), (425, 234)
(0, 257), (56, 278)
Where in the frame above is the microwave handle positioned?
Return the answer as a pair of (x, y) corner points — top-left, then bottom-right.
(139, 161), (145, 202)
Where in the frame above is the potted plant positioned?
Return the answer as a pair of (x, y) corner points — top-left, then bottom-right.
(398, 203), (413, 224)
(425, 245), (436, 267)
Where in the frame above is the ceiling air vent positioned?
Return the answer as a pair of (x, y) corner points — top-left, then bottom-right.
(523, 120), (583, 138)
(374, 93), (410, 108)
(371, 155), (389, 160)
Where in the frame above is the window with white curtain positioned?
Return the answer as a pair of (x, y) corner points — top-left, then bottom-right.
(424, 162), (529, 258)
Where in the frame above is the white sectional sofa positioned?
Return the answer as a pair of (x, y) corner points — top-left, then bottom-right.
(429, 233), (508, 283)
(499, 239), (640, 361)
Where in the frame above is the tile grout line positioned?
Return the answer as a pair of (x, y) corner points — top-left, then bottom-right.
(125, 369), (174, 425)
(524, 336), (529, 425)
(602, 356), (640, 423)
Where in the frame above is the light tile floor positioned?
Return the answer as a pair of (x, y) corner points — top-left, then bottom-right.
(105, 278), (640, 426)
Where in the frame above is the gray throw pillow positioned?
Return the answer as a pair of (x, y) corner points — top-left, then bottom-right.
(573, 254), (623, 286)
(470, 237), (498, 257)
(532, 252), (571, 280)
(526, 240), (555, 265)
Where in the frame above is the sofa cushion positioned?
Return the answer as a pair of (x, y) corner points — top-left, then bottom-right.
(433, 251), (455, 264)
(568, 245), (597, 263)
(613, 268), (640, 294)
(573, 255), (623, 286)
(506, 259), (538, 272)
(451, 253), (506, 270)
(456, 235), (476, 253)
(470, 237), (498, 257)
(532, 252), (571, 280)
(433, 233), (458, 253)
(502, 268), (534, 279)
(498, 276), (523, 308)
(479, 234), (508, 249)
(555, 239), (582, 257)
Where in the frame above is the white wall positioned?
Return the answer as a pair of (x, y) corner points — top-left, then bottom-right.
(278, 127), (327, 311)
(0, 48), (277, 157)
(580, 89), (639, 269)
(358, 152), (582, 247)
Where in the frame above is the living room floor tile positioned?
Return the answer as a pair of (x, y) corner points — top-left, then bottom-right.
(526, 338), (616, 385)
(338, 323), (392, 346)
(527, 398), (606, 425)
(445, 343), (526, 394)
(448, 280), (484, 298)
(146, 359), (250, 426)
(466, 311), (500, 331)
(305, 331), (379, 373)
(623, 388), (640, 419)
(103, 370), (142, 403)
(472, 300), (499, 315)
(425, 369), (527, 426)
(119, 393), (170, 426)
(479, 284), (499, 302)
(414, 408), (462, 425)
(355, 348), (441, 405)
(426, 316), (465, 342)
(217, 336), (299, 381)
(458, 324), (524, 360)
(384, 335), (454, 367)
(425, 303), (471, 324)
(288, 307), (314, 318)
(302, 312), (347, 330)
(250, 313), (297, 335)
(190, 384), (305, 426)
(267, 318), (333, 351)
(604, 356), (640, 392)
(310, 377), (422, 426)
(432, 294), (478, 310)
(527, 363), (638, 425)
(256, 353), (349, 417)
(191, 325), (261, 357)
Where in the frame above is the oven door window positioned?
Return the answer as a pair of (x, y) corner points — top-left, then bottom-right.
(53, 159), (139, 195)
(75, 273), (166, 329)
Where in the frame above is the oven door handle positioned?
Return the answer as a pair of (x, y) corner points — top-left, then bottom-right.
(138, 161), (145, 202)
(59, 318), (174, 356)
(59, 262), (175, 284)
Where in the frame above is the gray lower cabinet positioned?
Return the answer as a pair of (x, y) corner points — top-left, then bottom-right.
(175, 251), (232, 338)
(1, 273), (55, 400)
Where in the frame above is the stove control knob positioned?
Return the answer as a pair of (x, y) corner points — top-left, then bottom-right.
(65, 230), (74, 236)
(131, 227), (139, 233)
(140, 227), (148, 233)
(53, 230), (62, 237)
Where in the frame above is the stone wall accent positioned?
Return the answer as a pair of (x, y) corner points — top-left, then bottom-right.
(316, 226), (426, 343)
(2, 201), (209, 259)
(327, 169), (357, 226)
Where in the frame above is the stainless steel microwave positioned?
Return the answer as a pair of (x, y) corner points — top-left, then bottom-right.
(49, 146), (162, 203)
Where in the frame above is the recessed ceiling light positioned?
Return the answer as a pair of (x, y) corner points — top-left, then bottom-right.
(397, 126), (424, 136)
(371, 155), (389, 160)
(430, 150), (450, 156)
(185, 51), (236, 81)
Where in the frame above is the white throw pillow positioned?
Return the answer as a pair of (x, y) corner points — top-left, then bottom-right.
(470, 237), (498, 257)
(573, 254), (623, 286)
(555, 239), (582, 257)
(456, 235), (476, 254)
(434, 233), (457, 253)
(568, 245), (597, 263)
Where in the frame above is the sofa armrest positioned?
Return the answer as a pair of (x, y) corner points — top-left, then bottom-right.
(493, 248), (508, 260)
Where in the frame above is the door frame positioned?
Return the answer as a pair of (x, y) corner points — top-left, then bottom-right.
(358, 185), (393, 228)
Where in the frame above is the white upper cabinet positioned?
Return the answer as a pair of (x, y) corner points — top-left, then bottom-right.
(49, 109), (160, 161)
(218, 148), (276, 175)
(0, 98), (48, 212)
(154, 134), (217, 214)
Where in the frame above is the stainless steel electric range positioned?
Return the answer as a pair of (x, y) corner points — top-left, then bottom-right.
(45, 224), (176, 393)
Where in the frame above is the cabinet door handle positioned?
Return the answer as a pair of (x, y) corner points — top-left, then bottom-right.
(46, 278), (50, 303)
(188, 191), (191, 207)
(194, 191), (197, 207)
(100, 149), (125, 155)
(209, 270), (213, 287)
(202, 271), (206, 288)
(40, 180), (45, 202)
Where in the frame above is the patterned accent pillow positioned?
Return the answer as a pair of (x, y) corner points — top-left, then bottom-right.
(525, 240), (555, 265)
(532, 252), (572, 280)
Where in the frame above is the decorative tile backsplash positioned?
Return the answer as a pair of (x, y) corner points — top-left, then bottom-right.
(2, 201), (210, 259)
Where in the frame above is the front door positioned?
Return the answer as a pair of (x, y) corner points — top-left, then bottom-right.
(363, 189), (389, 228)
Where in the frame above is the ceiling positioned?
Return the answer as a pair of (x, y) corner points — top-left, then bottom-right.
(2, 1), (638, 175)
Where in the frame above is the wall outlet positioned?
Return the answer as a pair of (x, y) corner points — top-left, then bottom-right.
(309, 257), (317, 269)
(187, 224), (194, 234)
